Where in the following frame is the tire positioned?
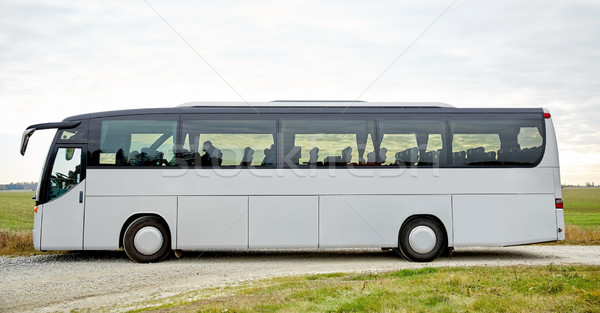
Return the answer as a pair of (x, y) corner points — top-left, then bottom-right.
(123, 216), (171, 263)
(398, 217), (446, 262)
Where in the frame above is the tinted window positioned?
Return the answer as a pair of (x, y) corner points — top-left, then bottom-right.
(56, 120), (88, 143)
(47, 147), (82, 200)
(181, 118), (276, 167)
(450, 118), (544, 166)
(378, 119), (446, 167)
(89, 118), (177, 167)
(280, 118), (376, 167)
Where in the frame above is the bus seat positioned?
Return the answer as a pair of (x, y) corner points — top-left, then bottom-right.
(286, 146), (301, 165)
(213, 148), (223, 166)
(484, 151), (496, 162)
(452, 151), (466, 166)
(128, 150), (140, 166)
(366, 150), (376, 163)
(497, 148), (506, 162)
(261, 144), (276, 166)
(437, 149), (447, 166)
(324, 156), (342, 165)
(432, 149), (441, 164)
(341, 147), (353, 163)
(176, 148), (194, 165)
(395, 147), (418, 166)
(364, 147), (386, 165)
(200, 141), (223, 166)
(497, 148), (519, 164)
(419, 150), (440, 165)
(241, 147), (254, 166)
(379, 147), (387, 164)
(522, 146), (541, 163)
(466, 147), (485, 164)
(308, 147), (319, 164)
(139, 148), (151, 165)
(421, 151), (432, 163)
(140, 148), (165, 166)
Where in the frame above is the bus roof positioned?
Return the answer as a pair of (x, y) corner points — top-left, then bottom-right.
(62, 103), (545, 121)
(179, 101), (455, 108)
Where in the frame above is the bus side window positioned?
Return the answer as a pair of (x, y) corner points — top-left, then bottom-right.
(281, 119), (376, 167)
(378, 119), (445, 167)
(88, 119), (177, 167)
(450, 119), (544, 166)
(181, 119), (277, 167)
(47, 148), (82, 201)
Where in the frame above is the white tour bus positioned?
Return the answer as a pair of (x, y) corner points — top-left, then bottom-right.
(20, 102), (565, 262)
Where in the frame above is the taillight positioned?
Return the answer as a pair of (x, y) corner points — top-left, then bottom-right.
(544, 112), (551, 118)
(555, 198), (563, 209)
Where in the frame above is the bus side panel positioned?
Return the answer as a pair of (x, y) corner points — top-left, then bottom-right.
(538, 113), (560, 168)
(84, 196), (177, 250)
(556, 209), (565, 240)
(40, 182), (85, 250)
(319, 195), (453, 248)
(87, 168), (555, 197)
(453, 194), (557, 246)
(249, 196), (319, 248)
(32, 204), (43, 250)
(177, 196), (248, 249)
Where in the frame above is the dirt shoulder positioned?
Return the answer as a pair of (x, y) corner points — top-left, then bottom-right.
(1, 246), (599, 313)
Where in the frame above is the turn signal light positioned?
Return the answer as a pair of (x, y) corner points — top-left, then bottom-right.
(33, 206), (38, 213)
(555, 199), (563, 209)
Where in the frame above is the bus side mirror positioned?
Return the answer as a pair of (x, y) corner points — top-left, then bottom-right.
(20, 128), (35, 156)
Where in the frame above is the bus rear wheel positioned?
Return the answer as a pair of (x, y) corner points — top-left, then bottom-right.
(398, 217), (445, 262)
(123, 216), (171, 263)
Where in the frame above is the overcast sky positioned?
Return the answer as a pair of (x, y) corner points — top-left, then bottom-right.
(1, 0), (599, 185)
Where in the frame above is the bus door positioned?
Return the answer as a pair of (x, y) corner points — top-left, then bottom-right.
(39, 145), (86, 250)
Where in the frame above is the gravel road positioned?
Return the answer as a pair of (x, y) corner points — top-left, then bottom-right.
(1, 246), (599, 312)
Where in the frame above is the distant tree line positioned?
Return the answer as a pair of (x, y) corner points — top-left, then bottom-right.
(0, 182), (38, 191)
(562, 182), (596, 188)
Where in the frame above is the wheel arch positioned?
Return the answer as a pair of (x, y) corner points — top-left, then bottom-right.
(399, 214), (450, 248)
(119, 213), (173, 249)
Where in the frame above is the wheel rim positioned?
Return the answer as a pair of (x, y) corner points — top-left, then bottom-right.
(134, 226), (164, 256)
(408, 225), (437, 254)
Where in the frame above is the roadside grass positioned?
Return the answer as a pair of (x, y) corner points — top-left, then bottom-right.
(561, 225), (600, 245)
(0, 191), (35, 232)
(131, 265), (600, 312)
(559, 188), (600, 245)
(563, 188), (600, 213)
(0, 230), (35, 255)
(0, 191), (40, 256)
(0, 188), (599, 256)
(563, 188), (600, 230)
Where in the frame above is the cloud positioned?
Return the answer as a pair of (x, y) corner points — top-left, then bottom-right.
(0, 0), (599, 183)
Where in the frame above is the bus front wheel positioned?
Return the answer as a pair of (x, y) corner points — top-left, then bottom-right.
(123, 216), (171, 263)
(398, 217), (446, 262)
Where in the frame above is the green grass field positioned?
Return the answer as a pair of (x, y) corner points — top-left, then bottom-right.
(562, 188), (600, 230)
(134, 265), (600, 312)
(0, 188), (598, 256)
(0, 191), (36, 255)
(0, 191), (35, 232)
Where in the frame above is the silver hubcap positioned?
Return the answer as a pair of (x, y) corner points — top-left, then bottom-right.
(134, 226), (163, 255)
(408, 226), (437, 254)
